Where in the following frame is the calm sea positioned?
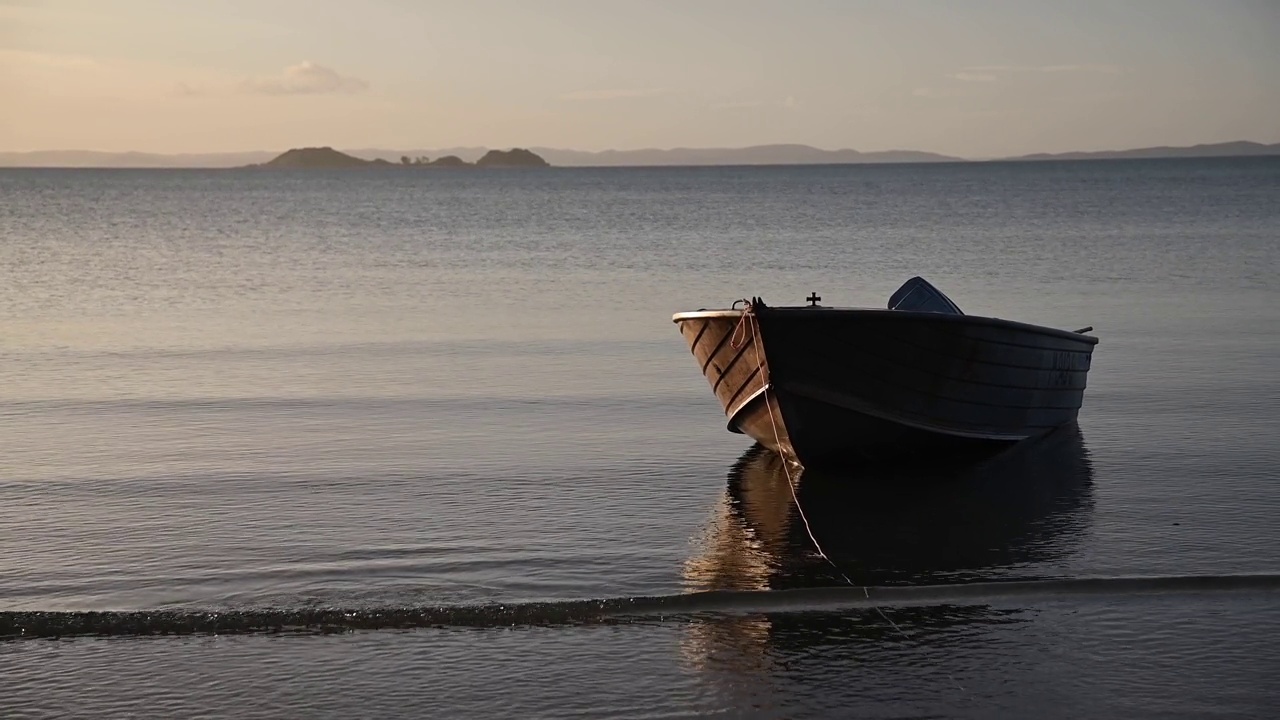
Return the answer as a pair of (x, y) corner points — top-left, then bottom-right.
(2, 159), (1278, 718)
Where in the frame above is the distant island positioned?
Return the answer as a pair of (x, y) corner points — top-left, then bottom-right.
(2, 140), (1278, 168)
(516, 144), (961, 166)
(251, 146), (388, 169)
(1003, 140), (1280, 162)
(242, 146), (550, 169)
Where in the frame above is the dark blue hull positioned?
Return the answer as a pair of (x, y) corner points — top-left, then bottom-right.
(675, 303), (1098, 470)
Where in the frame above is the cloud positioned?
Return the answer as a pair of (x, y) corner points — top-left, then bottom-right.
(912, 87), (967, 99)
(962, 64), (1123, 75)
(711, 100), (765, 110)
(241, 61), (368, 96)
(171, 81), (206, 97)
(950, 72), (997, 82)
(0, 48), (99, 70)
(1039, 64), (1123, 74)
(559, 87), (668, 100)
(917, 62), (1123, 100)
(709, 96), (799, 110)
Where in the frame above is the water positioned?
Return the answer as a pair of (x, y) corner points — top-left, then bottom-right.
(2, 158), (1278, 717)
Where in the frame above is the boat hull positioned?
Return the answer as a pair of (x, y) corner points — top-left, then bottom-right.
(674, 305), (1097, 469)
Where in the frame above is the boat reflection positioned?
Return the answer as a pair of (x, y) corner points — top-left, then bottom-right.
(679, 425), (1095, 681)
(685, 422), (1095, 592)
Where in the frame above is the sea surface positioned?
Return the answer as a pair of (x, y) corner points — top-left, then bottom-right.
(2, 158), (1278, 718)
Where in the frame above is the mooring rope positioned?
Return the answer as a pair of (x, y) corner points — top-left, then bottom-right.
(737, 303), (963, 690)
(729, 299), (755, 350)
(738, 309), (870, 586)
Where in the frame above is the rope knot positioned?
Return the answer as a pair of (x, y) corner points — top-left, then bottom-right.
(729, 299), (754, 349)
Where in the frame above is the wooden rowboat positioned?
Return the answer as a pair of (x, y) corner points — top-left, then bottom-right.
(672, 277), (1098, 470)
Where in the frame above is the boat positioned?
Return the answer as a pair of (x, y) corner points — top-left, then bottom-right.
(672, 277), (1098, 470)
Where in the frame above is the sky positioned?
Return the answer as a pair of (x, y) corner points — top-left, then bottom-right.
(2, 0), (1278, 157)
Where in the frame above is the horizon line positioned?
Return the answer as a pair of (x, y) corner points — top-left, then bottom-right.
(3, 137), (1279, 160)
(2, 139), (1279, 170)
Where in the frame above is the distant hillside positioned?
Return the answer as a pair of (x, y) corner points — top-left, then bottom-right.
(524, 144), (961, 166)
(1006, 141), (1280, 161)
(241, 146), (548, 169)
(0, 144), (956, 168)
(3, 140), (1278, 168)
(354, 144), (960, 166)
(348, 147), (489, 164)
(475, 148), (549, 167)
(425, 155), (469, 168)
(251, 146), (383, 168)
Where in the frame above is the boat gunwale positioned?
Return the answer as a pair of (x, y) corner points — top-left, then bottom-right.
(672, 307), (1099, 345)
